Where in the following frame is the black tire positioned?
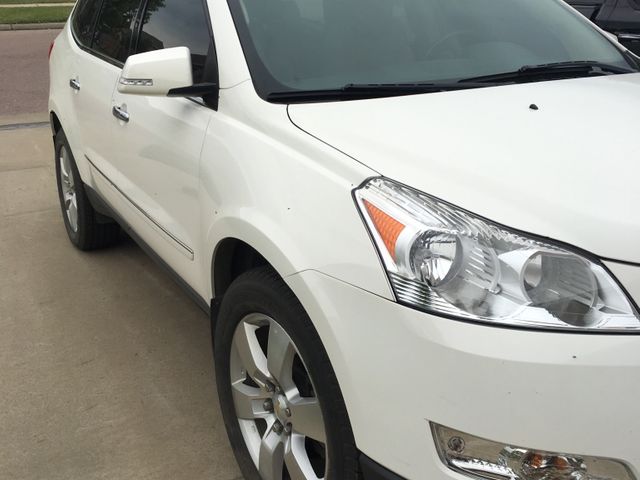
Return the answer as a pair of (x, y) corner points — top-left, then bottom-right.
(214, 267), (360, 480)
(54, 129), (120, 250)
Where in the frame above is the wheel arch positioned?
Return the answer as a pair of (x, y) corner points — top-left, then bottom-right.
(209, 231), (300, 334)
(48, 108), (93, 185)
(50, 110), (62, 136)
(211, 237), (270, 299)
(207, 213), (307, 302)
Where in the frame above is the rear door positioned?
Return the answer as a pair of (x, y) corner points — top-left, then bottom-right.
(67, 0), (140, 181)
(108, 0), (216, 292)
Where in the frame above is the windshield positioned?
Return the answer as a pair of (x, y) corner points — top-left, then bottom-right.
(228, 0), (636, 101)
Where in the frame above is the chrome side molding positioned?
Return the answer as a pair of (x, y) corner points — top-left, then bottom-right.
(85, 155), (195, 260)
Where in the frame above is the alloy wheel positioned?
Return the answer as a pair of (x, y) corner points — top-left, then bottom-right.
(230, 313), (327, 480)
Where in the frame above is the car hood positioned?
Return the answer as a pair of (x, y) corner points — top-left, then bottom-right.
(288, 74), (640, 264)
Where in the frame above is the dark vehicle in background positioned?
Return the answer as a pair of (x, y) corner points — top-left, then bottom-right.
(568, 0), (640, 54)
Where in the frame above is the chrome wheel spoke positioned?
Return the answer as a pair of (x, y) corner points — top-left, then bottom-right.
(59, 147), (79, 233)
(258, 427), (285, 480)
(61, 168), (70, 186)
(67, 196), (78, 231)
(232, 382), (270, 420)
(267, 320), (296, 388)
(60, 150), (70, 181)
(67, 160), (75, 187)
(233, 321), (270, 386)
(289, 396), (325, 444)
(285, 435), (320, 480)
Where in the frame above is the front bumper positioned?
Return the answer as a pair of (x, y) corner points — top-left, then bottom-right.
(287, 265), (640, 480)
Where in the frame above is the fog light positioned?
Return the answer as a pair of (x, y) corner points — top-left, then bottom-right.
(431, 423), (635, 480)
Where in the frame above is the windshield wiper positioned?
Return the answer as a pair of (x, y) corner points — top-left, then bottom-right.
(460, 60), (637, 84)
(267, 81), (494, 103)
(267, 61), (637, 102)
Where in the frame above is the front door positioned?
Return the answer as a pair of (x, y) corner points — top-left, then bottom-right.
(108, 0), (216, 293)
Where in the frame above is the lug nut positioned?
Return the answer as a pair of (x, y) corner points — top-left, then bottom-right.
(263, 399), (274, 412)
(285, 408), (291, 417)
(273, 421), (284, 435)
(284, 424), (292, 434)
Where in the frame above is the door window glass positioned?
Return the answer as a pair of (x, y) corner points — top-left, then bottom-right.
(93, 0), (140, 63)
(137, 0), (213, 83)
(72, 0), (101, 46)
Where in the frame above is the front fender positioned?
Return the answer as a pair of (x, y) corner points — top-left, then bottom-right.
(198, 82), (392, 302)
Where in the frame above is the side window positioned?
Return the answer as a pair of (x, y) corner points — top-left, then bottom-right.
(137, 0), (213, 84)
(92, 0), (140, 63)
(72, 0), (101, 46)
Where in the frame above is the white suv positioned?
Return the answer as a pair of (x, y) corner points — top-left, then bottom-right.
(49, 1), (640, 479)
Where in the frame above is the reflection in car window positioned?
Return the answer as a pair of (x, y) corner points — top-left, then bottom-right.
(229, 0), (634, 96)
(137, 0), (212, 84)
(72, 0), (102, 47)
(92, 0), (140, 63)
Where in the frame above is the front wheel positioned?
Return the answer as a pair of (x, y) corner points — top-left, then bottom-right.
(214, 267), (360, 480)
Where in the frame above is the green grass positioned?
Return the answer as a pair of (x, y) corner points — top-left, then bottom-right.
(0, 0), (73, 4)
(0, 5), (72, 23)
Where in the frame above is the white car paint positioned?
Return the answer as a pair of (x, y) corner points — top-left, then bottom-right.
(288, 266), (640, 479)
(49, 0), (640, 478)
(117, 46), (193, 96)
(289, 74), (640, 264)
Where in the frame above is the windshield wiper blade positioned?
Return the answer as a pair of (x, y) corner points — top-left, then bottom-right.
(460, 60), (636, 84)
(519, 60), (635, 74)
(267, 82), (494, 103)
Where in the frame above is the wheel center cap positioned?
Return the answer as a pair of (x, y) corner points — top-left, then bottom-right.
(273, 394), (289, 423)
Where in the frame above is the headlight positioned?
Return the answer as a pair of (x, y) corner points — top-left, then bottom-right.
(355, 178), (639, 331)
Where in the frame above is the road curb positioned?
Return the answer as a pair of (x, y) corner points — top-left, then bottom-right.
(0, 113), (51, 128)
(0, 22), (64, 31)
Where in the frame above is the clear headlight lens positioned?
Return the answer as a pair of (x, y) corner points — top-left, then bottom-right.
(355, 178), (639, 331)
(432, 423), (636, 480)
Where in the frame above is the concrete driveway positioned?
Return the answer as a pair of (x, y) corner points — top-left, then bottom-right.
(0, 30), (241, 480)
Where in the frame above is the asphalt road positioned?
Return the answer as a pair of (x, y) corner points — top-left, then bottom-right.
(0, 30), (241, 479)
(0, 30), (59, 117)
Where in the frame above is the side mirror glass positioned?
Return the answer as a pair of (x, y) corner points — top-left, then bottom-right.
(118, 47), (194, 96)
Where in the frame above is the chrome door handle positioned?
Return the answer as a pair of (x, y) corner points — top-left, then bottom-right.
(69, 78), (81, 91)
(112, 105), (130, 123)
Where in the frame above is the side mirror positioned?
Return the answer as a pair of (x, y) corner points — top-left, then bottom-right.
(118, 47), (194, 96)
